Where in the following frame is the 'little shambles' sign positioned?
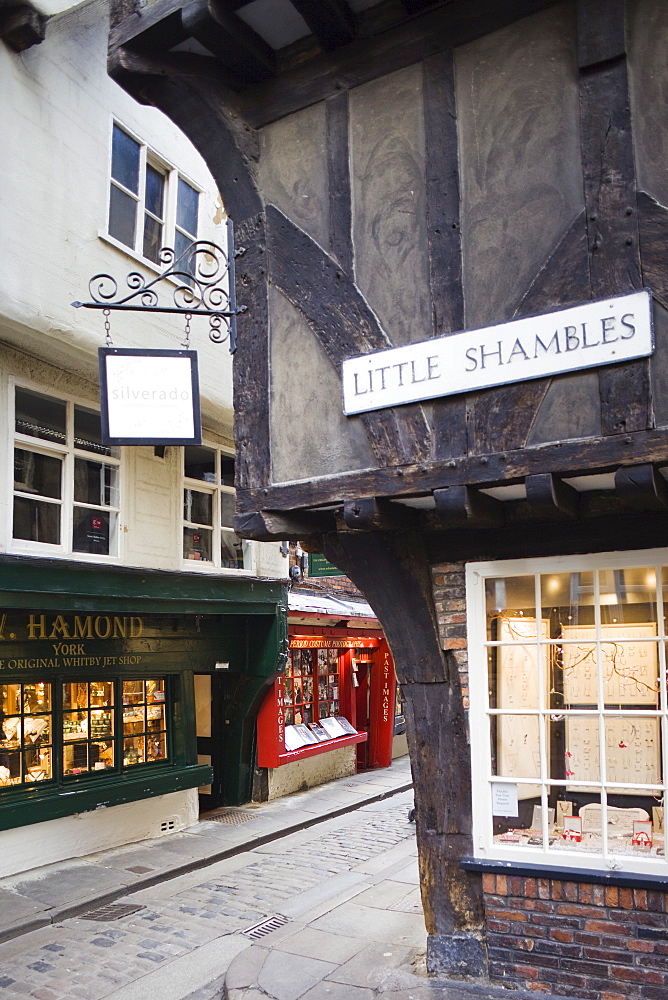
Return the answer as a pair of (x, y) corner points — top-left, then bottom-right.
(342, 289), (653, 415)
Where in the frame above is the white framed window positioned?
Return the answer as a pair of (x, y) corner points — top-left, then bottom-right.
(182, 446), (251, 571)
(12, 385), (120, 558)
(467, 547), (668, 875)
(107, 122), (200, 267)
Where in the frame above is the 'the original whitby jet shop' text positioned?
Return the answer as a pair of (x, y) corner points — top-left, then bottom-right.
(341, 289), (653, 415)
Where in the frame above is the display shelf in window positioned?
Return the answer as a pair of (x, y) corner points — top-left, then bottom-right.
(0, 682), (52, 786)
(469, 552), (668, 873)
(62, 681), (114, 775)
(122, 679), (167, 766)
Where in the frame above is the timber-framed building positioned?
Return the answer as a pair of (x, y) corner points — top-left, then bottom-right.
(108, 1), (668, 995)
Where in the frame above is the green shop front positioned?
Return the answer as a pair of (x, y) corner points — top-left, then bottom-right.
(0, 556), (286, 877)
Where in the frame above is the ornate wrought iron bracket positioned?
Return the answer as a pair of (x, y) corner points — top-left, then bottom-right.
(72, 219), (245, 353)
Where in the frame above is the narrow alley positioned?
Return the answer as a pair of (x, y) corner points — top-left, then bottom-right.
(0, 763), (562, 1000)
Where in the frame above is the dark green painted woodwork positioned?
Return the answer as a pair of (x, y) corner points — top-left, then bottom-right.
(0, 764), (210, 832)
(0, 555), (288, 823)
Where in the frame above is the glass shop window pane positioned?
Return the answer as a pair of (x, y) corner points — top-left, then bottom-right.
(485, 575), (536, 641)
(220, 455), (235, 487)
(13, 496), (61, 545)
(184, 446), (216, 482)
(62, 681), (114, 776)
(14, 448), (62, 499)
(108, 184), (137, 249)
(0, 682), (53, 787)
(15, 387), (66, 443)
(184, 488), (213, 526)
(220, 492), (235, 529)
(74, 459), (118, 508)
(111, 125), (140, 193)
(220, 529), (244, 569)
(176, 178), (199, 237)
(123, 679), (167, 767)
(74, 405), (114, 457)
(605, 787), (662, 858)
(598, 567), (658, 626)
(72, 508), (113, 555)
(184, 526), (212, 561)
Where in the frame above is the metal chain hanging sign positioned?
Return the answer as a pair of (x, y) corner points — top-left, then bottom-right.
(71, 219), (246, 447)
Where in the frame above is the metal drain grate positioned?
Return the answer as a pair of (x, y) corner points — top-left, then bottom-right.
(241, 915), (288, 940)
(202, 809), (255, 825)
(81, 903), (145, 922)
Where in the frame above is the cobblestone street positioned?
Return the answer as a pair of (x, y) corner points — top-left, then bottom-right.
(0, 796), (419, 1000)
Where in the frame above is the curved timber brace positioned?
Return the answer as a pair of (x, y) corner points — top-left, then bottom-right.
(320, 529), (486, 977)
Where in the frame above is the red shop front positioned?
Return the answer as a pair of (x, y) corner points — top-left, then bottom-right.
(255, 595), (402, 798)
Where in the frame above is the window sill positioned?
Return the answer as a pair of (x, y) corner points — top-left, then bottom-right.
(0, 764), (211, 832)
(260, 731), (367, 769)
(461, 856), (668, 890)
(98, 231), (165, 276)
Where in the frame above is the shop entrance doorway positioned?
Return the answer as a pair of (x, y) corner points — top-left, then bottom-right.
(194, 672), (227, 809)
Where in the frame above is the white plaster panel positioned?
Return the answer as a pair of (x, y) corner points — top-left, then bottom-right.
(0, 789), (199, 879)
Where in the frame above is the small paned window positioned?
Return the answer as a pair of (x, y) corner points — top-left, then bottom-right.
(183, 446), (250, 570)
(468, 549), (668, 874)
(283, 649), (340, 726)
(1, 677), (171, 789)
(108, 124), (199, 268)
(0, 683), (52, 786)
(12, 387), (120, 557)
(62, 681), (115, 776)
(122, 679), (167, 766)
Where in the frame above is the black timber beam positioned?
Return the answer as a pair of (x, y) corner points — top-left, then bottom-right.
(234, 0), (557, 127)
(110, 45), (222, 82)
(433, 486), (503, 528)
(234, 509), (336, 542)
(235, 429), (668, 514)
(614, 464), (668, 512)
(342, 498), (422, 532)
(290, 0), (355, 51)
(525, 473), (579, 519)
(182, 0), (275, 86)
(0, 2), (46, 51)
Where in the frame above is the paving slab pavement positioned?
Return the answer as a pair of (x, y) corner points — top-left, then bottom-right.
(0, 756), (413, 945)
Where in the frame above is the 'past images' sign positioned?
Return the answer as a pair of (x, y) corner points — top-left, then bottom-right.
(342, 289), (653, 415)
(99, 348), (202, 445)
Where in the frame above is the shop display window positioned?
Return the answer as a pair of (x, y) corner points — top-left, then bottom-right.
(469, 551), (668, 872)
(122, 679), (167, 766)
(0, 683), (52, 786)
(62, 681), (115, 775)
(0, 676), (171, 786)
(283, 649), (340, 728)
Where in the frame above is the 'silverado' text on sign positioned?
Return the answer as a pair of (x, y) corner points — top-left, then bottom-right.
(341, 289), (653, 415)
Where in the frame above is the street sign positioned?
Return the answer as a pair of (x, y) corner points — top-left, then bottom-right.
(342, 289), (653, 415)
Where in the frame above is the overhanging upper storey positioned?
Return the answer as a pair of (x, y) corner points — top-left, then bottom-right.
(108, 0), (668, 556)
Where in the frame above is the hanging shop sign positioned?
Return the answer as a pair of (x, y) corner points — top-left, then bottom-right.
(307, 553), (342, 578)
(99, 348), (201, 446)
(342, 288), (653, 415)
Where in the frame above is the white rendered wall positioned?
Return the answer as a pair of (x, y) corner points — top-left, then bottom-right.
(0, 788), (199, 879)
(0, 0), (288, 581)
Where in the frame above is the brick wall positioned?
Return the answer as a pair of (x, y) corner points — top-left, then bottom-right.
(432, 561), (469, 707)
(483, 872), (668, 999)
